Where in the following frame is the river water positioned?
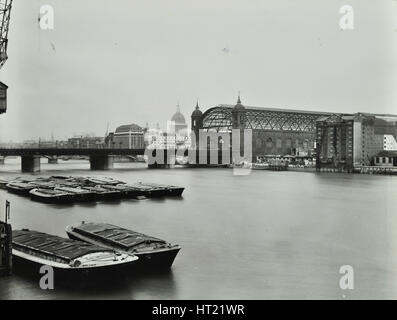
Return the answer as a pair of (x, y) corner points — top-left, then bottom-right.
(0, 159), (397, 300)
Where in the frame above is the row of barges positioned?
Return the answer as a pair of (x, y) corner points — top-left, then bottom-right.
(0, 176), (184, 204)
(12, 222), (181, 282)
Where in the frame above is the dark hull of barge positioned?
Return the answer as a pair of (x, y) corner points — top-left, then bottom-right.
(96, 191), (123, 201)
(124, 185), (167, 198)
(133, 247), (180, 269)
(30, 192), (76, 204)
(137, 183), (184, 197)
(167, 188), (184, 197)
(100, 185), (145, 199)
(12, 230), (138, 286)
(74, 192), (97, 202)
(80, 189), (122, 202)
(54, 190), (97, 202)
(153, 187), (184, 197)
(122, 189), (146, 199)
(12, 253), (136, 287)
(66, 223), (181, 269)
(5, 185), (33, 196)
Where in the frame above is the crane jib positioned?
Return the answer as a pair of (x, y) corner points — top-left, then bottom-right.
(0, 0), (13, 70)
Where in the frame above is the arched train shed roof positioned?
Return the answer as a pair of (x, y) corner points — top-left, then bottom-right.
(201, 104), (332, 132)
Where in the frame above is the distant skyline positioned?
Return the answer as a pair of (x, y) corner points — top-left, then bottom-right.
(0, 0), (396, 141)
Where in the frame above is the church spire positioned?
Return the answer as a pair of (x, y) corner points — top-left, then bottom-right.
(196, 98), (199, 110)
(177, 102), (181, 113)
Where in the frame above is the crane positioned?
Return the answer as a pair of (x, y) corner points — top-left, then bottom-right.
(0, 0), (12, 114)
(0, 0), (12, 70)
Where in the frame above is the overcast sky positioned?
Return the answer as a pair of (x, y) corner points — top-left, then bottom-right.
(0, 0), (396, 142)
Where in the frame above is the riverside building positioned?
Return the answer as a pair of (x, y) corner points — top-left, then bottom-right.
(315, 113), (397, 171)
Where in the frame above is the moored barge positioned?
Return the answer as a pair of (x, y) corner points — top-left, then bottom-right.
(100, 184), (145, 199)
(6, 182), (36, 196)
(66, 222), (181, 269)
(123, 183), (167, 198)
(139, 183), (184, 197)
(54, 186), (97, 202)
(82, 186), (122, 201)
(12, 229), (138, 281)
(86, 177), (124, 186)
(29, 188), (76, 204)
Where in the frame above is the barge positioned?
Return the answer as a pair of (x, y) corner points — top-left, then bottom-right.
(0, 176), (185, 204)
(123, 183), (167, 198)
(54, 186), (97, 202)
(139, 183), (184, 197)
(82, 186), (122, 201)
(6, 182), (36, 196)
(29, 188), (76, 204)
(100, 184), (145, 199)
(86, 177), (124, 186)
(66, 222), (181, 269)
(12, 229), (138, 281)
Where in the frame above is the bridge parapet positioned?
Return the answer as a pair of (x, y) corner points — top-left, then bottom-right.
(0, 148), (146, 157)
(0, 147), (248, 172)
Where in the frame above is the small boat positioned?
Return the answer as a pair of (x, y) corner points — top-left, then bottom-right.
(123, 183), (167, 198)
(12, 229), (138, 281)
(100, 184), (145, 199)
(82, 186), (122, 201)
(138, 182), (184, 197)
(66, 222), (181, 269)
(54, 186), (97, 202)
(29, 188), (76, 204)
(5, 182), (36, 196)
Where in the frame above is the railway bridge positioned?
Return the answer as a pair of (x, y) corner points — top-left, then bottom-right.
(0, 147), (233, 172)
(0, 148), (146, 172)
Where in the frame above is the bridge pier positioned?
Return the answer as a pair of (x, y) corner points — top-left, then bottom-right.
(21, 156), (41, 173)
(90, 155), (114, 170)
(47, 156), (58, 164)
(0, 156), (4, 165)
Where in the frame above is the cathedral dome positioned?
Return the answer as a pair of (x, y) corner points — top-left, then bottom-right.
(171, 105), (186, 124)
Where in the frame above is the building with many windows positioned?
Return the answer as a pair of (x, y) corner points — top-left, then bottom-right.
(315, 113), (396, 171)
(106, 124), (144, 149)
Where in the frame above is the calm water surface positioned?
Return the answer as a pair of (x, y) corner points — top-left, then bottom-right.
(0, 159), (397, 299)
